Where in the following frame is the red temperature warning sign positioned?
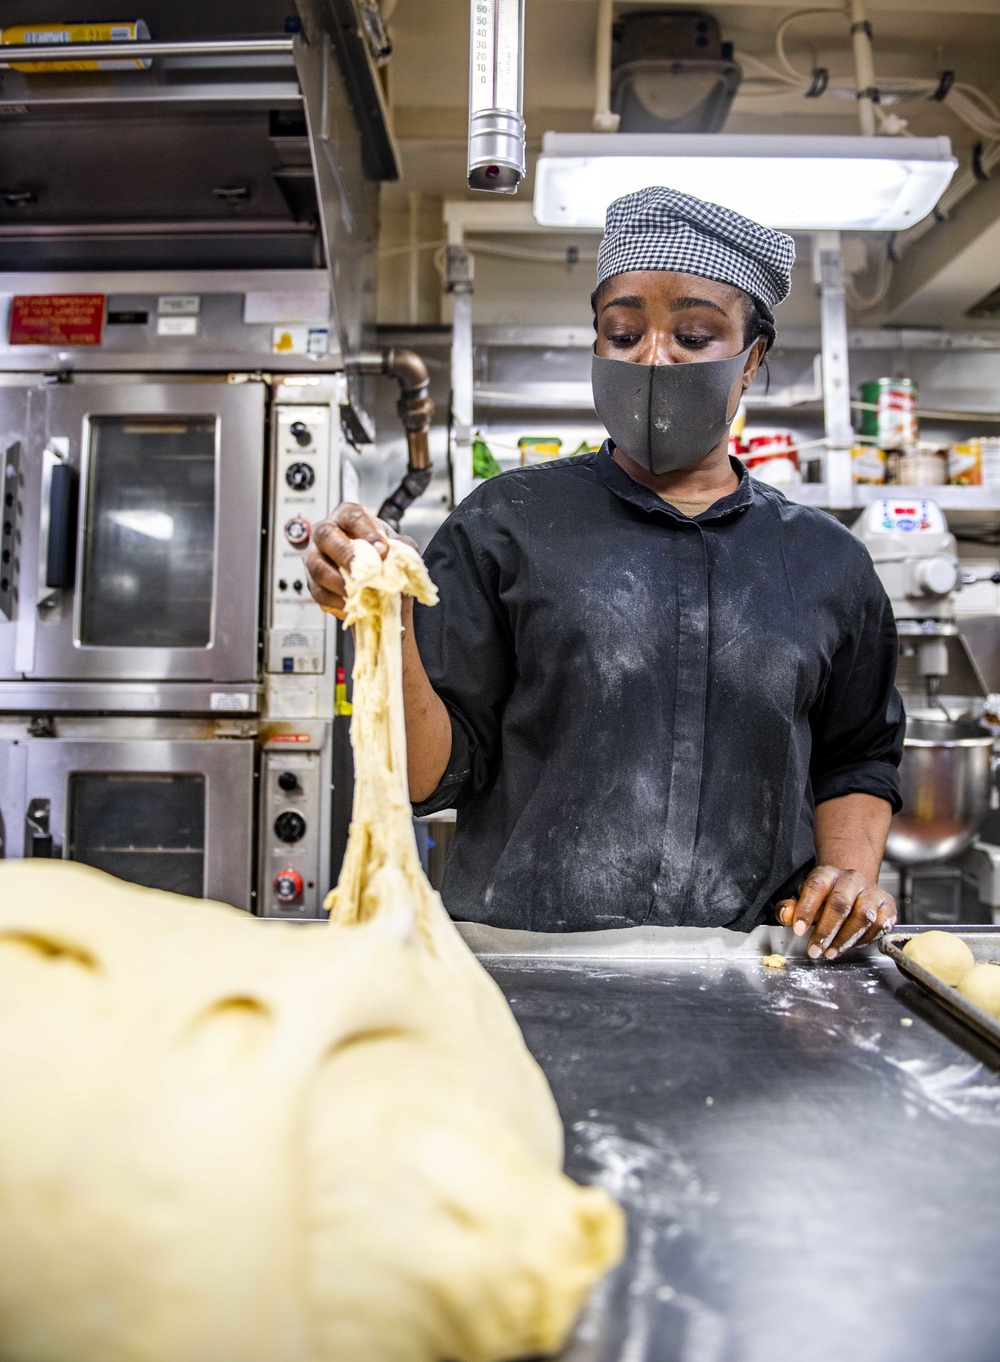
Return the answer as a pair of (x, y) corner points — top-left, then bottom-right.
(9, 294), (105, 346)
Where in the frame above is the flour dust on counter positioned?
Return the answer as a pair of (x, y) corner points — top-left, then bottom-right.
(0, 540), (623, 1362)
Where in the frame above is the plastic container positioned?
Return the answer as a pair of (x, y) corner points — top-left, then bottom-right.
(889, 450), (947, 486)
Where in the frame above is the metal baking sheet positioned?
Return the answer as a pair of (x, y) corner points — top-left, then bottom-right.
(881, 929), (1000, 1051)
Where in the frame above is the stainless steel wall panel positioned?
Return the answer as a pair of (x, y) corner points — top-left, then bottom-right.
(0, 272), (339, 372)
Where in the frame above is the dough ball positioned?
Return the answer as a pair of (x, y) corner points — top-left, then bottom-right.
(957, 963), (1000, 1019)
(902, 930), (975, 986)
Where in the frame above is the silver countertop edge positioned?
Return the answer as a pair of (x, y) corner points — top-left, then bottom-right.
(456, 921), (884, 962)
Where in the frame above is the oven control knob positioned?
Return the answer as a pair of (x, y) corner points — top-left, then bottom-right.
(284, 515), (311, 548)
(274, 809), (306, 843)
(273, 868), (304, 903)
(289, 421), (312, 448)
(286, 461), (315, 491)
(277, 771), (299, 792)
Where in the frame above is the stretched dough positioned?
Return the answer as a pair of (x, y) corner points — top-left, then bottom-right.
(903, 930), (975, 987)
(0, 539), (623, 1362)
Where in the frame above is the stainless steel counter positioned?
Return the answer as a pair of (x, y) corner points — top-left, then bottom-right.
(478, 934), (1000, 1362)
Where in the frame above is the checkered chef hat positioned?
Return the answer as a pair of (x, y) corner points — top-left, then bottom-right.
(597, 187), (796, 313)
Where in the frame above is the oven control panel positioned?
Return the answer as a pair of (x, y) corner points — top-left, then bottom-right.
(258, 749), (325, 917)
(267, 405), (331, 676)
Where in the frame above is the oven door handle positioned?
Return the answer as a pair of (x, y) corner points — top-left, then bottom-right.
(45, 461), (79, 591)
(25, 797), (61, 859)
(36, 439), (76, 609)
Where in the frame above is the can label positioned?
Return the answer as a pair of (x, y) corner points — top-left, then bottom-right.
(744, 431), (799, 486)
(948, 442), (982, 486)
(860, 378), (918, 451)
(851, 444), (886, 484)
(0, 21), (151, 70)
(518, 436), (562, 465)
(980, 437), (1000, 489)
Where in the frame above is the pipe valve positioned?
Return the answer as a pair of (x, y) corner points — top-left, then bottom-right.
(347, 348), (435, 531)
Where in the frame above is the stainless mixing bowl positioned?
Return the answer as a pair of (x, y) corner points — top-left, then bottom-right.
(885, 717), (995, 868)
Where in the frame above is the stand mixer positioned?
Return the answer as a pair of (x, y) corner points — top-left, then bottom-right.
(855, 499), (962, 717)
(855, 499), (1000, 921)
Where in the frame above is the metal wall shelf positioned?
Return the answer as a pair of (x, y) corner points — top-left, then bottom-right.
(781, 484), (1000, 512)
(447, 234), (1000, 514)
(852, 484), (1000, 510)
(474, 382), (593, 410)
(470, 324), (1000, 353)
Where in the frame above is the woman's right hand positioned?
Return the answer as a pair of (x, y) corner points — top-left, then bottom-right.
(304, 503), (415, 619)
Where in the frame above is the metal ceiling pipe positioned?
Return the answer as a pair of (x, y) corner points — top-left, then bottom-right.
(0, 220), (314, 238)
(467, 0), (526, 193)
(847, 0), (879, 136)
(592, 0), (621, 133)
(0, 36), (295, 65)
(348, 349), (435, 530)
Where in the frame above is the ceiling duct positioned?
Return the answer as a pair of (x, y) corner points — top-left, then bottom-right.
(611, 10), (741, 135)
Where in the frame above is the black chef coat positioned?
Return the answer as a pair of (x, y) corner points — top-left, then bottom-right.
(412, 444), (904, 933)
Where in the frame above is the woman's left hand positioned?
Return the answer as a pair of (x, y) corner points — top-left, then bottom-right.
(776, 866), (897, 962)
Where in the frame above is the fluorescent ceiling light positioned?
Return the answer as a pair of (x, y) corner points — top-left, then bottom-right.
(533, 133), (957, 232)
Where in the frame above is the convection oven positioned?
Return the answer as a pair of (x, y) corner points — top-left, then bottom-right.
(0, 724), (254, 909)
(0, 266), (433, 918)
(0, 0), (415, 917)
(0, 348), (346, 918)
(0, 377), (264, 686)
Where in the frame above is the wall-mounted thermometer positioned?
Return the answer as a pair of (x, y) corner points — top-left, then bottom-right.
(467, 0), (526, 193)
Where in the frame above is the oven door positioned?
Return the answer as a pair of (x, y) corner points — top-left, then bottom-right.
(7, 737), (254, 909)
(22, 380), (264, 683)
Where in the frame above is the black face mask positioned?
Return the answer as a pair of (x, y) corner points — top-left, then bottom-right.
(591, 344), (753, 475)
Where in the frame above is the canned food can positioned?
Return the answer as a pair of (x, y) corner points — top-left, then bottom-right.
(860, 377), (918, 451)
(0, 20), (151, 71)
(851, 443), (887, 484)
(743, 430), (800, 486)
(948, 442), (983, 486)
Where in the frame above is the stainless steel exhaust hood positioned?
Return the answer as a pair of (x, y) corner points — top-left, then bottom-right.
(0, 0), (398, 275)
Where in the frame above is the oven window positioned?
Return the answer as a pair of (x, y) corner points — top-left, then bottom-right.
(80, 417), (216, 649)
(67, 773), (205, 898)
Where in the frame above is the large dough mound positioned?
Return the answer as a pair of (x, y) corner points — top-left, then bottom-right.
(0, 540), (623, 1362)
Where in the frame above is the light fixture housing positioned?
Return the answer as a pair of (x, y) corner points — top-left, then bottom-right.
(533, 133), (957, 231)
